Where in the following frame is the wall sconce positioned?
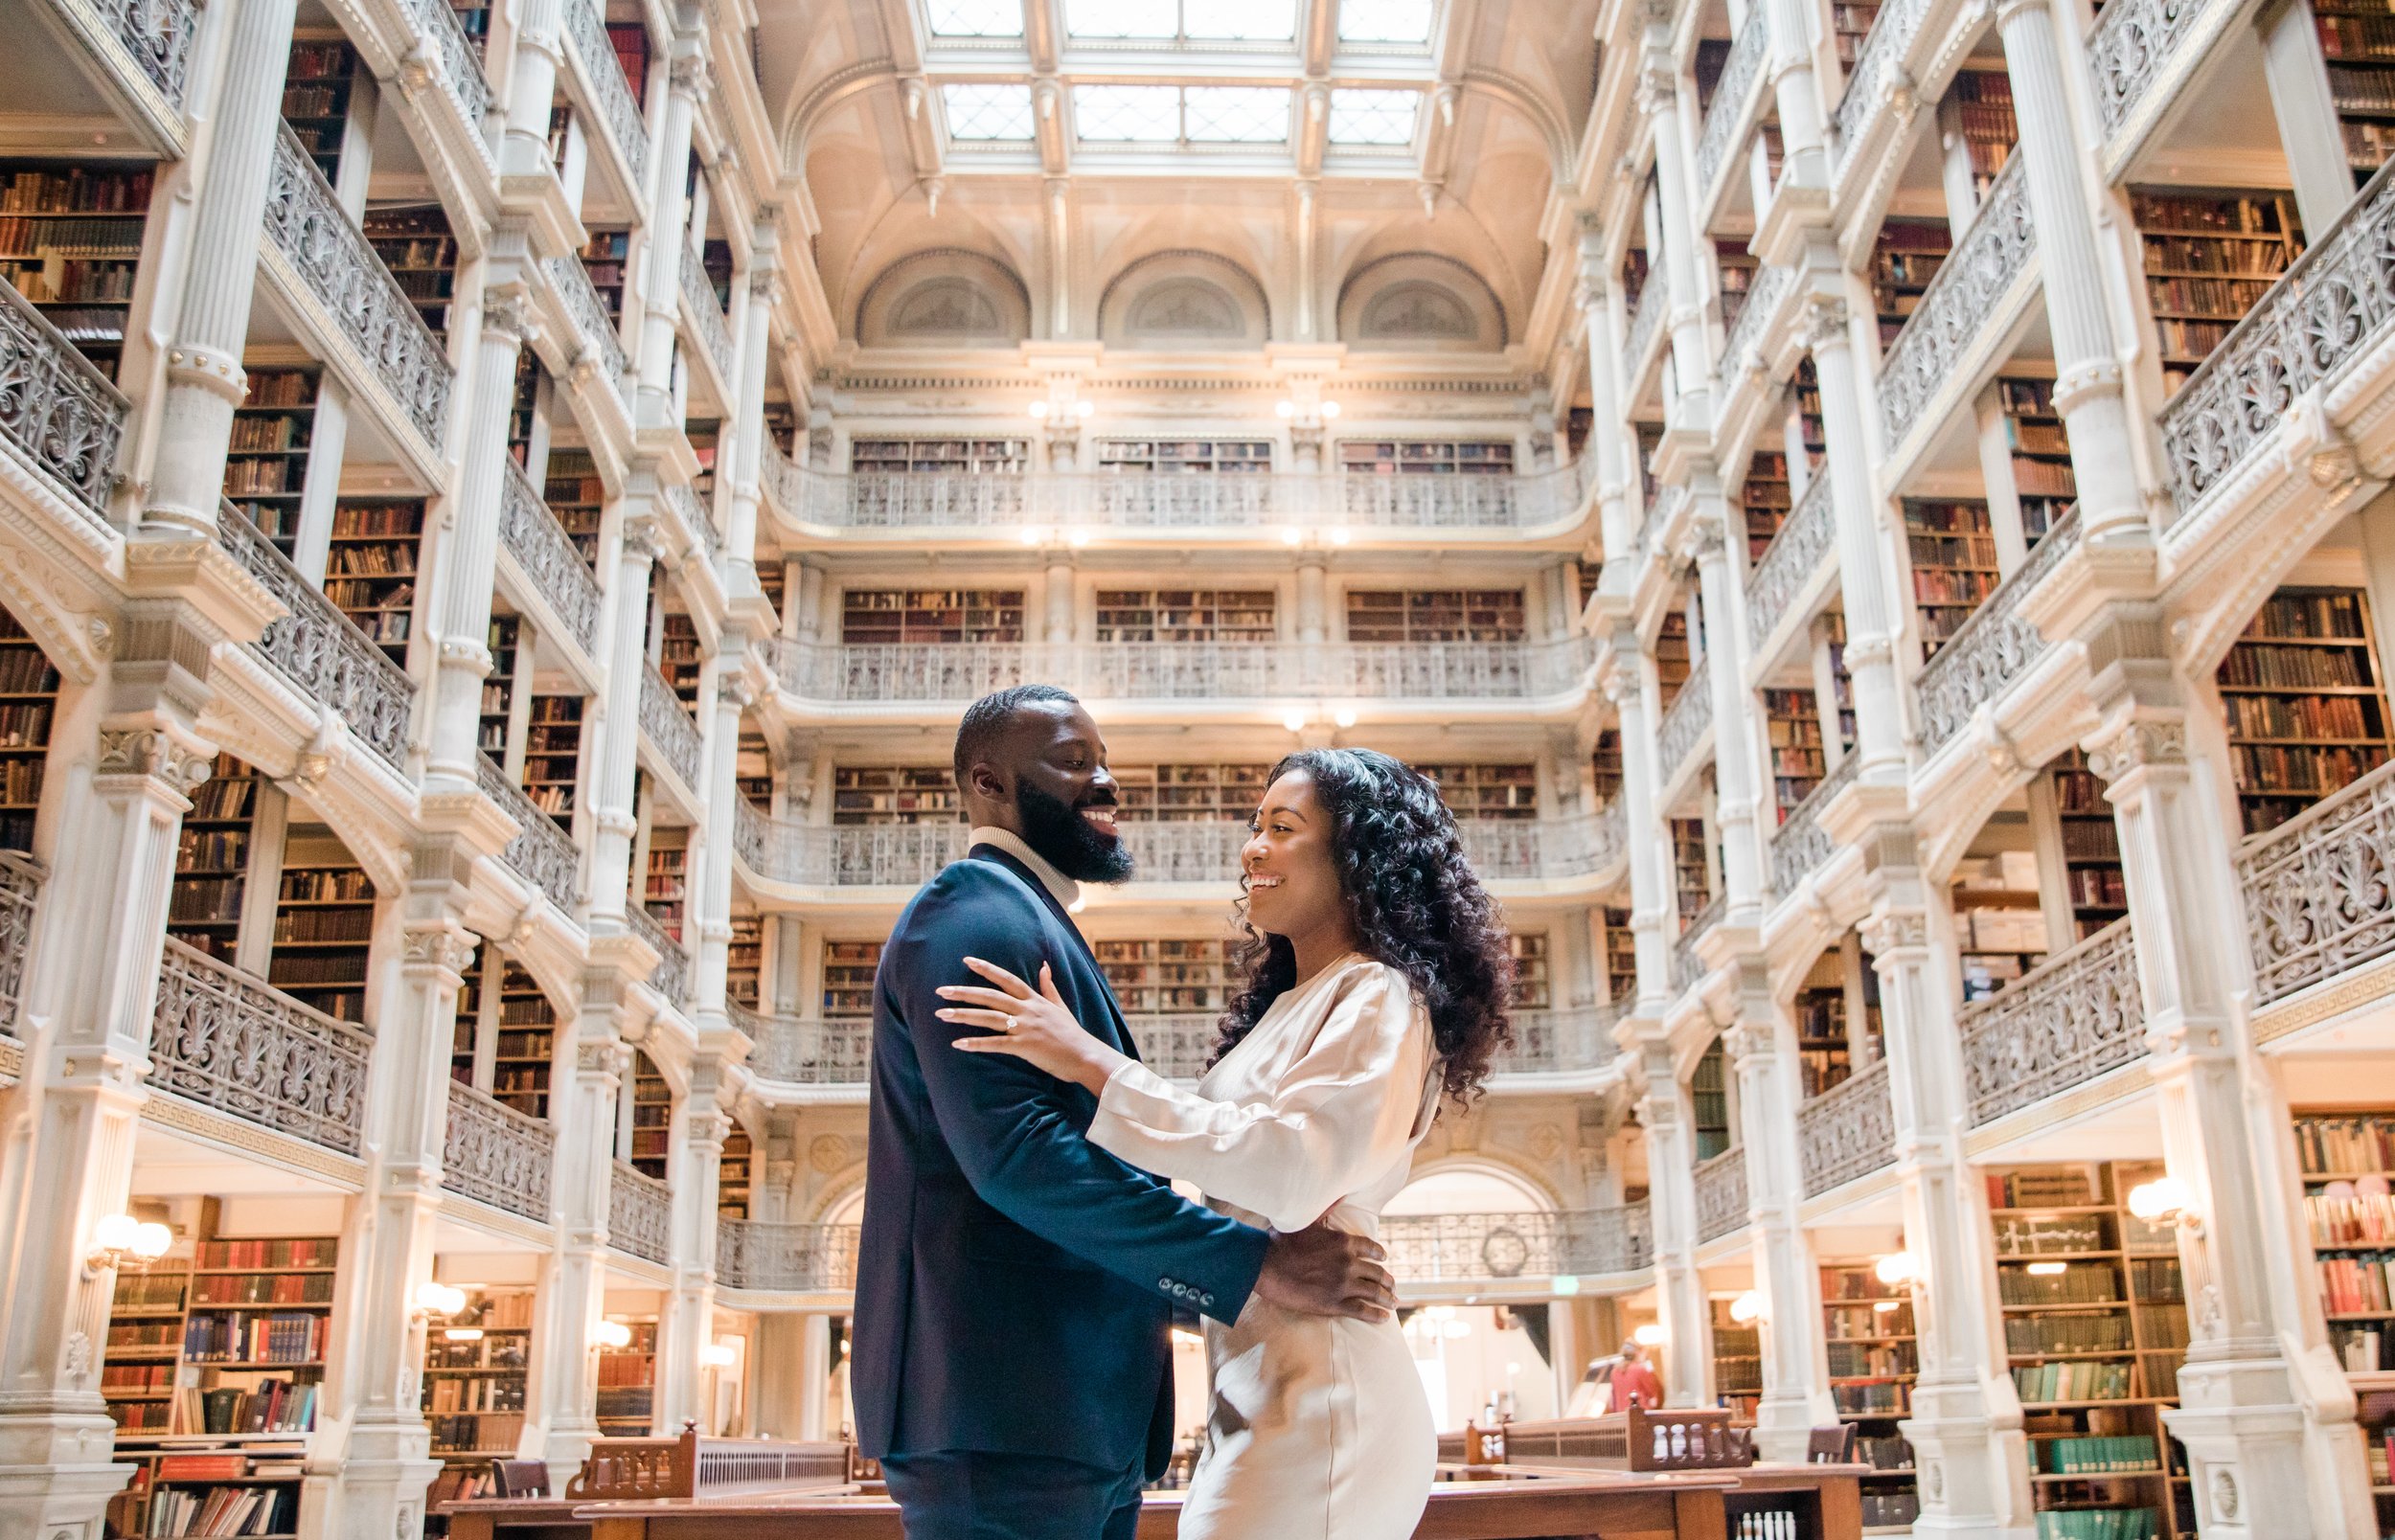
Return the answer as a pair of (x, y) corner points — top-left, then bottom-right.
(1631, 1322), (1666, 1348)
(1074, 400), (1094, 419)
(1333, 707), (1357, 729)
(1320, 400), (1342, 419)
(1873, 1252), (1919, 1288)
(1727, 1290), (1764, 1325)
(1028, 400), (1049, 420)
(1275, 399), (1296, 419)
(414, 1280), (468, 1320)
(86, 1215), (171, 1277)
(2128, 1176), (2202, 1235)
(700, 1342), (740, 1369)
(594, 1320), (633, 1351)
(1281, 711), (1309, 733)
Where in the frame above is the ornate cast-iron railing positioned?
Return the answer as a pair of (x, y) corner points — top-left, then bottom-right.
(2238, 757), (2395, 1004)
(1745, 472), (1835, 651)
(1695, 19), (1769, 200)
(1675, 894), (1725, 990)
(80, 0), (205, 107)
(639, 663), (705, 789)
(563, 0), (650, 185)
(1798, 1060), (1897, 1196)
(1718, 263), (1791, 383)
(669, 480), (721, 560)
(264, 125), (452, 451)
(149, 937), (372, 1156)
(1624, 273), (1668, 385)
(680, 245), (735, 384)
(1494, 1005), (1623, 1076)
(1914, 508), (2079, 757)
(2158, 157), (2395, 520)
(0, 854), (38, 1037)
(627, 902), (692, 1008)
(1381, 1204), (1654, 1283)
(1831, 0), (1926, 159)
(217, 502), (413, 772)
(1960, 917), (2144, 1125)
(608, 1159), (673, 1263)
(1879, 158), (2034, 456)
(444, 1081), (556, 1222)
(1694, 1147), (1750, 1243)
(500, 458), (601, 654)
(717, 1219), (861, 1291)
(2088, 0), (2221, 142)
(545, 255), (630, 387)
(0, 266), (126, 523)
(476, 755), (580, 913)
(1770, 754), (1858, 897)
(398, 0), (493, 138)
(1655, 667), (1713, 789)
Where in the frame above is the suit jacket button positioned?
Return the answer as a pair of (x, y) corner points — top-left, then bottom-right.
(1159, 1278), (1173, 1290)
(1200, 1294), (1214, 1308)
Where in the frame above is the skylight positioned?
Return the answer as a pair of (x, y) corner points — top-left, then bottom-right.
(926, 0), (1023, 36)
(1337, 0), (1434, 43)
(1072, 84), (1290, 143)
(1327, 88), (1421, 145)
(943, 82), (1037, 140)
(1063, 0), (1295, 40)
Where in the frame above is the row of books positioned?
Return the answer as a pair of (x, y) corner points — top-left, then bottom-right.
(330, 504), (421, 537)
(2318, 1253), (2395, 1314)
(2069, 869), (2129, 908)
(270, 907), (372, 942)
(221, 460), (295, 495)
(280, 869), (371, 902)
(269, 955), (366, 987)
(0, 168), (152, 214)
(428, 1412), (525, 1451)
(2317, 10), (2395, 56)
(1999, 1264), (2123, 1305)
(4, 260), (137, 304)
(1831, 1380), (1909, 1414)
(2032, 1511), (2157, 1540)
(175, 1379), (318, 1435)
(2293, 1112), (2395, 1173)
(143, 1484), (297, 1538)
(2010, 1359), (2133, 1402)
(2327, 61), (2395, 110)
(0, 646), (57, 693)
(2006, 1313), (2133, 1354)
(2229, 742), (2388, 795)
(2304, 1191), (2395, 1246)
(182, 1310), (328, 1363)
(2040, 1435), (2159, 1475)
(170, 878), (243, 924)
(2154, 317), (2237, 361)
(2222, 690), (2383, 739)
(422, 1376), (526, 1413)
(0, 701), (52, 747)
(1993, 1214), (2110, 1255)
(227, 417), (304, 453)
(282, 83), (347, 118)
(193, 1272), (333, 1306)
(326, 544), (415, 578)
(1826, 1343), (1915, 1377)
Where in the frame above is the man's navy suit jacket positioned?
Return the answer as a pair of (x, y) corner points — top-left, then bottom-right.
(851, 846), (1272, 1478)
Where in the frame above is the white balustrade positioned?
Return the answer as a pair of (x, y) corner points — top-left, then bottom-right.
(562, 0), (650, 184)
(1878, 158), (2035, 458)
(149, 937), (373, 1156)
(500, 458), (601, 654)
(0, 272), (126, 524)
(1769, 755), (1857, 897)
(680, 244), (734, 383)
(2238, 757), (2395, 1005)
(443, 1081), (556, 1222)
(1959, 917), (2144, 1125)
(1797, 1061), (1897, 1196)
(639, 663), (704, 789)
(1694, 1146), (1749, 1243)
(627, 903), (691, 1008)
(1913, 509), (2078, 757)
(717, 1219), (860, 1291)
(608, 1159), (673, 1263)
(1745, 473), (1835, 653)
(476, 755), (580, 913)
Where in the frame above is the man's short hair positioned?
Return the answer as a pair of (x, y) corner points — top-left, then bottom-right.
(953, 684), (1082, 788)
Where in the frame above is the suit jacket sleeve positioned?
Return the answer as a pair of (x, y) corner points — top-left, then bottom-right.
(889, 863), (1269, 1324)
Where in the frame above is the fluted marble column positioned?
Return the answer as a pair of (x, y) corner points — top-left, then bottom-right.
(1726, 1009), (1836, 1461)
(655, 1072), (730, 1432)
(723, 264), (776, 581)
(634, 50), (704, 424)
(1631, 1043), (1714, 1408)
(588, 509), (659, 927)
(1576, 225), (1640, 586)
(499, 0), (565, 181)
(1802, 292), (1907, 776)
(1691, 505), (1764, 926)
(525, 989), (628, 1475)
(143, 0), (305, 531)
(1994, 0), (2146, 545)
(1638, 55), (1712, 422)
(1602, 645), (1674, 1009)
(1762, 0), (1830, 194)
(694, 662), (752, 1021)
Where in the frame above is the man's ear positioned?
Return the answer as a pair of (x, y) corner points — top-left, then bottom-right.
(968, 760), (1009, 803)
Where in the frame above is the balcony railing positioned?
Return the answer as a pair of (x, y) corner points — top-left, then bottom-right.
(2238, 757), (2395, 1005)
(73, 0), (205, 109)
(717, 1218), (860, 1291)
(1769, 754), (1857, 897)
(1831, 0), (1924, 160)
(766, 637), (1593, 706)
(627, 904), (691, 1008)
(1798, 1060), (1897, 1197)
(1745, 472), (1835, 653)
(639, 664), (704, 788)
(1718, 263), (1791, 382)
(264, 125), (452, 453)
(669, 480), (721, 561)
(1695, 18), (1769, 201)
(217, 501), (413, 773)
(680, 246), (734, 384)
(396, 0), (492, 140)
(1879, 158), (2034, 457)
(562, 0), (649, 185)
(2088, 0), (2220, 144)
(1624, 276), (1667, 385)
(0, 269), (126, 525)
(148, 938), (372, 1157)
(765, 464), (1593, 531)
(0, 854), (39, 1037)
(608, 1159), (673, 1263)
(1495, 1004), (1624, 1076)
(1914, 508), (2079, 758)
(500, 458), (601, 655)
(1380, 1204), (1654, 1283)
(476, 755), (580, 913)
(2159, 158), (2395, 522)
(545, 256), (629, 387)
(1655, 667), (1713, 789)
(444, 1081), (556, 1223)
(1960, 917), (2144, 1125)
(1675, 894), (1724, 990)
(1694, 1146), (1749, 1243)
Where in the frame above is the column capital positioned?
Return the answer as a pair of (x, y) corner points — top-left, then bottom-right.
(1859, 907), (1929, 957)
(622, 514), (668, 565)
(2085, 716), (2188, 781)
(1799, 291), (1851, 351)
(716, 670), (758, 711)
(1634, 61), (1678, 117)
(481, 287), (539, 348)
(96, 726), (214, 799)
(669, 51), (711, 101)
(402, 923), (479, 979)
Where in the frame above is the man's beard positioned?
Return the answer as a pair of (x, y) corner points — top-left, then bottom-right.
(1015, 781), (1135, 883)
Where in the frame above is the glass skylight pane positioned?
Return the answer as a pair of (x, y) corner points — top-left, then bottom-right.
(1183, 85), (1289, 141)
(1182, 0), (1295, 39)
(1338, 0), (1434, 42)
(1327, 87), (1420, 145)
(926, 0), (1023, 35)
(1075, 84), (1181, 140)
(943, 82), (1037, 140)
(1065, 0), (1175, 35)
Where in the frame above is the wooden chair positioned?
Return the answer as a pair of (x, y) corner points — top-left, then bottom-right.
(1807, 1423), (1857, 1463)
(490, 1460), (551, 1498)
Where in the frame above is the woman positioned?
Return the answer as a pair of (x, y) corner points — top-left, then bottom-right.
(934, 747), (1516, 1540)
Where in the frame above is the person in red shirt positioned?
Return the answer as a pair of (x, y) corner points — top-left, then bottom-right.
(1608, 1339), (1665, 1412)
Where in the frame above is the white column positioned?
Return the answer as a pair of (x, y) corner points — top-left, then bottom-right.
(499, 0), (565, 182)
(524, 987), (628, 1475)
(1802, 293), (1907, 777)
(694, 663), (752, 1019)
(1296, 557), (1328, 645)
(1691, 508), (1763, 925)
(1043, 556), (1075, 645)
(1637, 56), (1712, 422)
(724, 264), (776, 579)
(655, 1075), (730, 1431)
(1631, 1042), (1712, 1408)
(1759, 0), (1828, 195)
(290, 381), (352, 584)
(588, 510), (659, 928)
(1602, 647), (1674, 1009)
(633, 51), (703, 425)
(142, 0), (304, 531)
(1727, 1010), (1836, 1461)
(1576, 226), (1639, 584)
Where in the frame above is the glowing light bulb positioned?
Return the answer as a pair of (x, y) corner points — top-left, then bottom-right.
(594, 1320), (633, 1349)
(1728, 1290), (1763, 1325)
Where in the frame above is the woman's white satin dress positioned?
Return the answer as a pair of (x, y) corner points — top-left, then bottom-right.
(1088, 954), (1442, 1540)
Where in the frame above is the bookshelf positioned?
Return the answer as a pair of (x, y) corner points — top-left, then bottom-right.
(0, 607), (58, 854)
(1095, 590), (1278, 643)
(1718, 250), (1761, 337)
(1950, 70), (2018, 198)
(223, 368), (318, 553)
(269, 851), (374, 1023)
(1345, 590), (1524, 644)
(645, 825), (689, 946)
(2293, 1109), (2395, 1372)
(2049, 749), (2128, 941)
(421, 1286), (532, 1460)
(849, 438), (1030, 473)
(1672, 817), (1712, 921)
(1093, 440), (1271, 472)
(1112, 762), (1270, 822)
(840, 589), (1025, 645)
(0, 162), (155, 380)
(543, 448), (605, 562)
(1764, 688), (1827, 815)
(1592, 729), (1623, 801)
(2317, 0), (2395, 185)
(523, 693), (584, 824)
(480, 616), (518, 760)
(1815, 610), (1858, 755)
(1621, 245), (1649, 317)
(1951, 849), (2048, 1002)
(2358, 1369), (2395, 1539)
(1414, 763), (1540, 820)
(1831, 0), (1881, 69)
(1691, 1039), (1731, 1161)
(1987, 1162), (2192, 1539)
(1905, 499), (1999, 657)
(1996, 377), (2076, 546)
(1791, 357), (1828, 469)
(580, 229), (631, 319)
(507, 349), (538, 462)
(103, 1257), (192, 1437)
(169, 759), (262, 961)
(725, 914), (762, 1009)
(322, 501), (423, 669)
(450, 944), (487, 1090)
(1335, 440), (1516, 476)
(1509, 932), (1551, 1008)
(659, 613), (702, 705)
(1095, 938), (1231, 1015)
(2215, 586), (2394, 835)
(492, 961), (555, 1118)
(1655, 610), (1693, 703)
(360, 203), (457, 337)
(1603, 906), (1637, 1003)
(282, 40), (357, 183)
(2131, 188), (2304, 394)
(595, 1318), (657, 1436)
(832, 765), (965, 825)
(718, 1122), (754, 1217)
(1821, 1261), (1919, 1532)
(821, 940), (884, 1018)
(628, 1052), (672, 1179)
(1869, 219), (1953, 349)
(1794, 976), (1854, 1098)
(1709, 1295), (1762, 1424)
(1743, 451), (1793, 561)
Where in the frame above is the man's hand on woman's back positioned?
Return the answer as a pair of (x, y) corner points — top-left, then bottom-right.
(1253, 1221), (1398, 1322)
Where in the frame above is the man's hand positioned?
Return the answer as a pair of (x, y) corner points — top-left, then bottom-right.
(1253, 1221), (1397, 1323)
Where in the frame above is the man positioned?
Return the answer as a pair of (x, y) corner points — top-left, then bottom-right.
(853, 684), (1397, 1539)
(1608, 1337), (1665, 1412)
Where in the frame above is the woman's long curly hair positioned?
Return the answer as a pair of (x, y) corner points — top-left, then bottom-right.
(1213, 748), (1516, 1102)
